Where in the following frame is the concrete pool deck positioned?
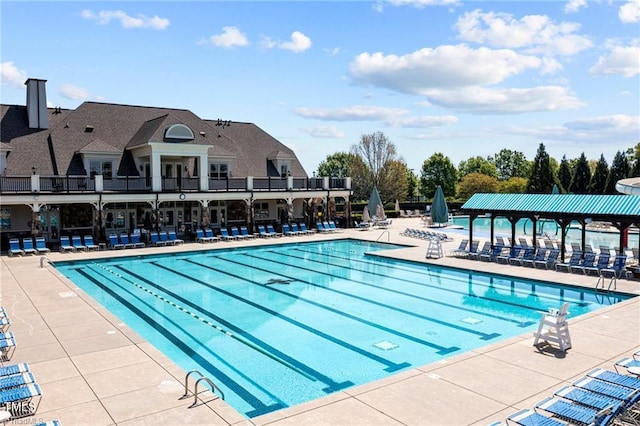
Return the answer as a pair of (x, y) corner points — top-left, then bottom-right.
(1, 217), (638, 425)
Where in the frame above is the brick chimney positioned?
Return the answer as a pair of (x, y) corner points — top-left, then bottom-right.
(25, 78), (49, 129)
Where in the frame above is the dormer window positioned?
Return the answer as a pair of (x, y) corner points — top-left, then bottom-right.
(164, 124), (195, 142)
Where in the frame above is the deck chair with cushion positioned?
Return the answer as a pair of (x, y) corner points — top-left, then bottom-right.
(34, 238), (50, 255)
(149, 231), (166, 246)
(83, 235), (100, 251)
(119, 233), (135, 249)
(59, 236), (76, 253)
(71, 235), (87, 252)
(533, 302), (572, 351)
(130, 233), (146, 248)
(0, 383), (43, 420)
(240, 226), (255, 239)
(204, 228), (220, 242)
(168, 230), (184, 245)
(219, 228), (237, 241)
(266, 224), (282, 237)
(21, 238), (37, 256)
(231, 226), (248, 239)
(108, 234), (124, 250)
(8, 239), (24, 257)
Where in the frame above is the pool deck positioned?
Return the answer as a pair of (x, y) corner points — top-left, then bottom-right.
(1, 217), (638, 425)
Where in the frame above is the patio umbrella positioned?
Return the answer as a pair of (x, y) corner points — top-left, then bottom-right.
(362, 206), (371, 222)
(431, 185), (449, 226)
(368, 187), (383, 219)
(376, 203), (386, 220)
(395, 199), (400, 213)
(551, 184), (560, 194)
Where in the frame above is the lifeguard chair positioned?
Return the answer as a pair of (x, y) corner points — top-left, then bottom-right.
(533, 302), (572, 352)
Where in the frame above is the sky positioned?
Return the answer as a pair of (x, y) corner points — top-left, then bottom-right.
(1, 0), (639, 175)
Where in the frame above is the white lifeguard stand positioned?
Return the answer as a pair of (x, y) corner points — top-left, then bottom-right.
(533, 302), (572, 351)
(426, 239), (443, 259)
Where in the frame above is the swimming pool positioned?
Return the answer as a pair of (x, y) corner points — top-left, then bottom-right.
(451, 216), (639, 250)
(53, 239), (630, 418)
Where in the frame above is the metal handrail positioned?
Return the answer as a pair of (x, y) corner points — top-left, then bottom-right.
(182, 370), (225, 408)
(376, 230), (390, 242)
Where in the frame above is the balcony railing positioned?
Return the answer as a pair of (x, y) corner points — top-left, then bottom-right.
(0, 175), (350, 194)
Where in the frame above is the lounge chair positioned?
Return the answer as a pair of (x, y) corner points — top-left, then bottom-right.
(0, 315), (10, 332)
(569, 252), (596, 274)
(257, 225), (271, 238)
(496, 247), (521, 264)
(219, 228), (236, 241)
(231, 226), (247, 239)
(130, 233), (146, 248)
(149, 231), (166, 246)
(266, 224), (282, 237)
(447, 239), (469, 257)
(0, 363), (30, 378)
(533, 302), (571, 351)
(600, 254), (629, 278)
(553, 385), (623, 414)
(587, 368), (640, 390)
(506, 408), (566, 426)
(71, 235), (87, 251)
(555, 251), (582, 272)
(584, 253), (610, 276)
(240, 226), (255, 239)
(535, 396), (613, 426)
(194, 229), (210, 243)
(8, 239), (25, 256)
(0, 372), (37, 390)
(119, 233), (135, 249)
(299, 223), (314, 234)
(0, 334), (17, 361)
(291, 223), (306, 235)
(468, 241), (491, 261)
(59, 236), (76, 253)
(521, 248), (548, 268)
(205, 228), (220, 242)
(317, 222), (330, 233)
(83, 235), (100, 251)
(34, 238), (50, 255)
(168, 230), (184, 245)
(0, 383), (43, 420)
(614, 355), (640, 374)
(282, 224), (297, 236)
(21, 238), (37, 256)
(534, 249), (560, 270)
(159, 231), (171, 245)
(509, 247), (535, 266)
(108, 234), (124, 250)
(573, 376), (638, 402)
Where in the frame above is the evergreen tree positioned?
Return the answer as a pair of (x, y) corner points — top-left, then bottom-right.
(526, 143), (554, 193)
(629, 143), (640, 177)
(569, 153), (591, 194)
(605, 151), (630, 194)
(557, 155), (571, 193)
(588, 154), (609, 194)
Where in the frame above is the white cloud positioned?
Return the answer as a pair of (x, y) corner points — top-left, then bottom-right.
(420, 86), (585, 114)
(201, 26), (249, 49)
(81, 9), (170, 30)
(384, 0), (459, 8)
(300, 125), (344, 138)
(349, 45), (543, 94)
(279, 31), (312, 53)
(59, 84), (92, 100)
(563, 114), (639, 132)
(589, 41), (640, 77)
(454, 10), (592, 56)
(0, 61), (27, 87)
(295, 105), (457, 128)
(564, 0), (587, 14)
(384, 115), (458, 128)
(619, 0), (640, 23)
(259, 35), (277, 50)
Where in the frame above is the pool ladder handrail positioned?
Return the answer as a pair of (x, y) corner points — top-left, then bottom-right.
(594, 272), (617, 293)
(376, 230), (390, 242)
(182, 370), (225, 407)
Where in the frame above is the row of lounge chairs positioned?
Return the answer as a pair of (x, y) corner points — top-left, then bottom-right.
(400, 228), (452, 241)
(0, 307), (53, 424)
(8, 237), (51, 256)
(498, 350), (640, 426)
(108, 231), (183, 249)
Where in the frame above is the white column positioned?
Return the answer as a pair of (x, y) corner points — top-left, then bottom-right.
(30, 174), (40, 192)
(199, 153), (208, 191)
(152, 153), (162, 192)
(94, 175), (104, 192)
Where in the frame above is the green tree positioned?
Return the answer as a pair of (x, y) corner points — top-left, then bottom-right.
(458, 156), (497, 179)
(569, 152), (591, 194)
(588, 154), (609, 194)
(419, 153), (457, 198)
(406, 169), (418, 201)
(605, 150), (630, 194)
(491, 149), (529, 180)
(526, 143), (555, 193)
(628, 143), (640, 177)
(457, 173), (499, 199)
(498, 177), (528, 193)
(557, 155), (572, 193)
(378, 160), (409, 204)
(346, 154), (373, 201)
(317, 152), (351, 178)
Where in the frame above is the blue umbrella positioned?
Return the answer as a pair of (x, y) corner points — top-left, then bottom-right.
(431, 185), (449, 226)
(551, 184), (560, 194)
(368, 187), (383, 219)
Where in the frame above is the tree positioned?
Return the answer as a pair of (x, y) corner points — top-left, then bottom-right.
(317, 152), (351, 178)
(351, 131), (397, 187)
(419, 153), (457, 198)
(406, 169), (418, 201)
(629, 143), (640, 177)
(605, 150), (630, 194)
(346, 154), (373, 201)
(491, 149), (529, 180)
(588, 154), (609, 194)
(378, 160), (409, 204)
(499, 177), (528, 193)
(457, 173), (499, 199)
(458, 156), (497, 179)
(557, 155), (572, 193)
(527, 143), (555, 193)
(569, 152), (591, 194)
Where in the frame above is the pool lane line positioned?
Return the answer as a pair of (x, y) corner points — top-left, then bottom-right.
(256, 249), (535, 328)
(120, 263), (358, 392)
(164, 259), (425, 371)
(291, 247), (575, 315)
(213, 253), (501, 341)
(73, 266), (285, 417)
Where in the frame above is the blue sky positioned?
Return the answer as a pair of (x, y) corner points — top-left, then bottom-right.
(1, 1), (639, 175)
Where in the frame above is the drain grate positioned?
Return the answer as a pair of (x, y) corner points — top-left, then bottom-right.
(461, 317), (483, 325)
(373, 341), (399, 350)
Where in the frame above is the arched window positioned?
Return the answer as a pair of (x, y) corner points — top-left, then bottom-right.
(164, 124), (195, 142)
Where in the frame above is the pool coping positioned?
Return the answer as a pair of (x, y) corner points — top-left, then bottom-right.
(2, 217), (639, 425)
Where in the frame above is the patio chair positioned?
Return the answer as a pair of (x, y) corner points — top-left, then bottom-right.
(108, 234), (124, 250)
(240, 226), (255, 239)
(584, 253), (610, 276)
(323, 221), (337, 232)
(0, 372), (37, 390)
(496, 246), (521, 264)
(614, 355), (640, 374)
(204, 228), (220, 242)
(149, 231), (166, 246)
(71, 235), (87, 251)
(21, 238), (37, 256)
(59, 236), (76, 253)
(447, 239), (469, 257)
(533, 302), (571, 351)
(130, 232), (146, 248)
(231, 226), (248, 239)
(290, 223), (305, 235)
(535, 397), (614, 426)
(119, 233), (135, 249)
(553, 385), (623, 414)
(0, 363), (30, 378)
(282, 224), (297, 236)
(509, 247), (535, 266)
(506, 409), (566, 426)
(34, 238), (50, 255)
(0, 333), (17, 361)
(219, 228), (236, 241)
(8, 239), (25, 257)
(159, 231), (171, 245)
(83, 235), (100, 251)
(521, 248), (548, 268)
(266, 224), (282, 237)
(299, 223), (315, 234)
(587, 368), (640, 390)
(479, 243), (505, 262)
(555, 251), (582, 272)
(0, 383), (43, 420)
(257, 225), (272, 238)
(573, 376), (638, 402)
(534, 248), (560, 270)
(167, 230), (184, 245)
(468, 241), (492, 261)
(569, 251), (596, 274)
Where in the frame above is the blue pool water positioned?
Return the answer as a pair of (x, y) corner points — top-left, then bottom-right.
(53, 239), (631, 418)
(451, 216), (639, 250)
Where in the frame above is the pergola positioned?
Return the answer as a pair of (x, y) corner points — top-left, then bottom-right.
(461, 193), (640, 261)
